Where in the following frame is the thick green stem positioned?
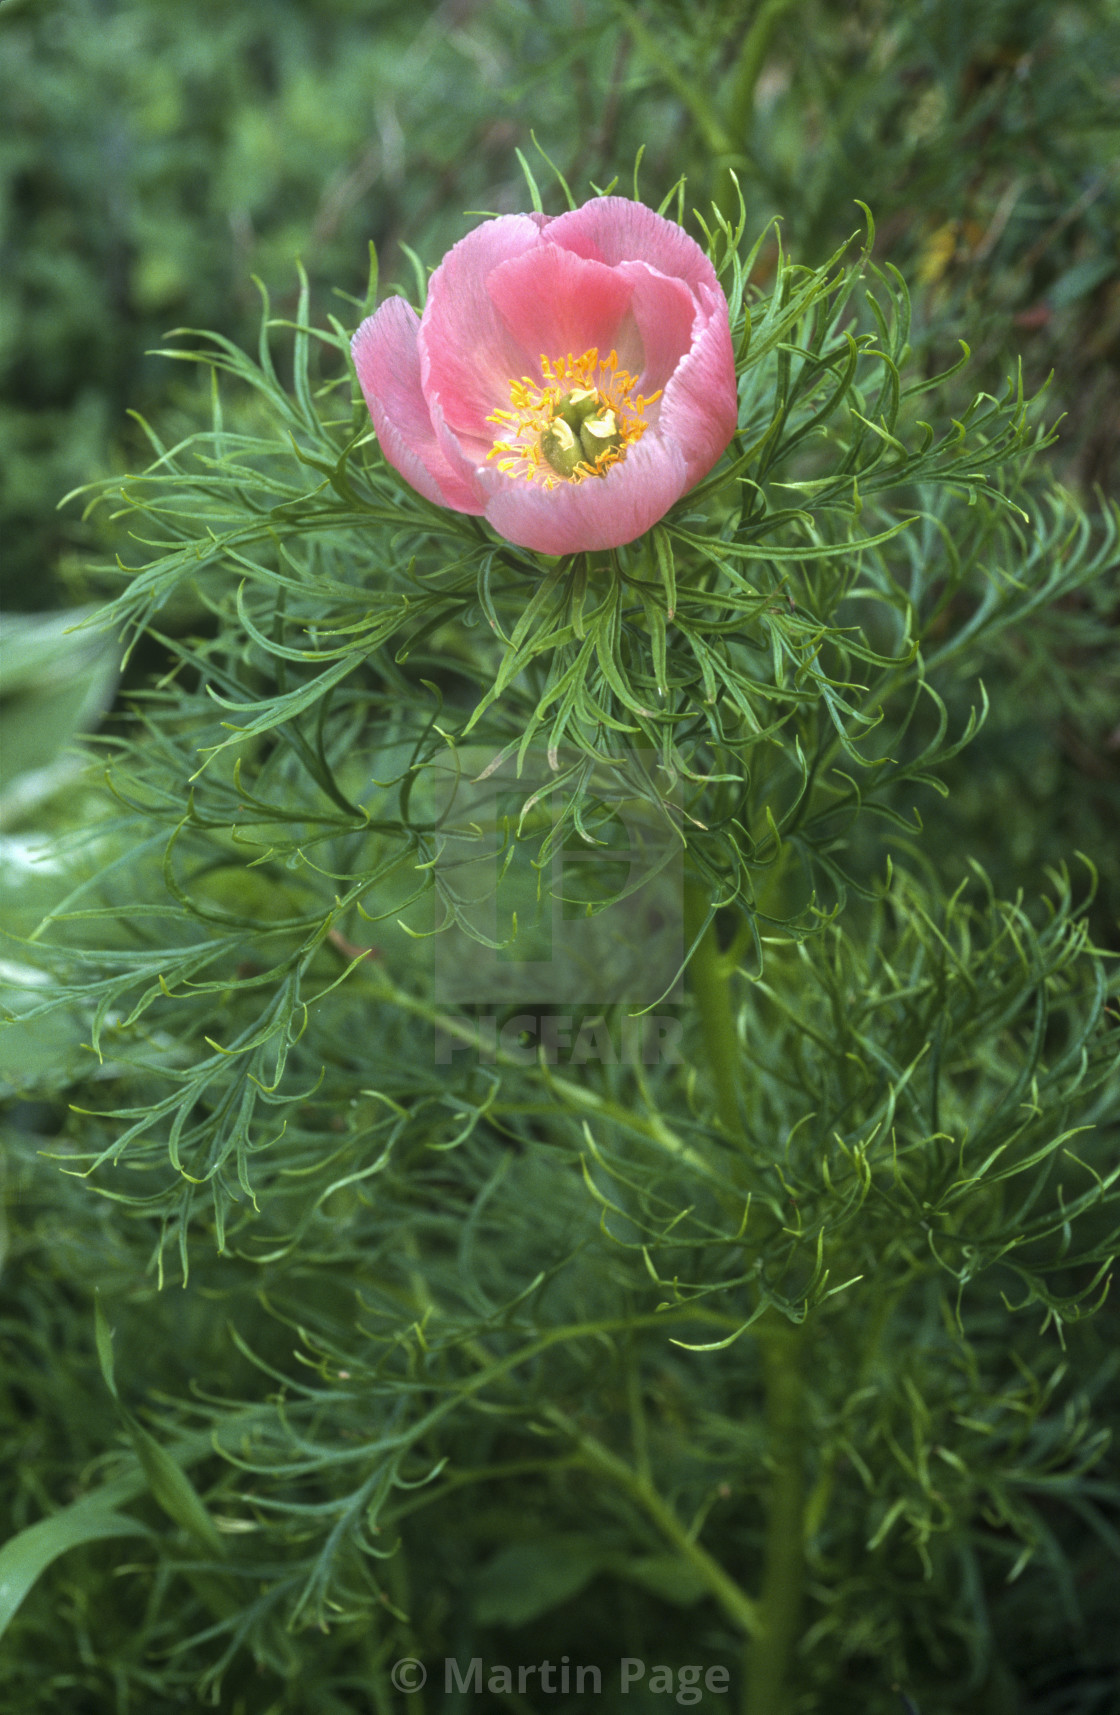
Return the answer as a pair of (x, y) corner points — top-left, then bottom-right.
(684, 880), (741, 1134)
(744, 1324), (807, 1715)
(684, 880), (807, 1712)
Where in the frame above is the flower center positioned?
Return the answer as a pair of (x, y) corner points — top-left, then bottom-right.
(486, 348), (660, 487)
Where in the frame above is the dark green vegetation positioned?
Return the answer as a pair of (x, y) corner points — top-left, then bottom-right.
(2, 4), (1119, 1714)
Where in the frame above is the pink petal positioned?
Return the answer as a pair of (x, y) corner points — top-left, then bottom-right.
(656, 282), (739, 487)
(612, 261), (698, 400)
(545, 197), (722, 302)
(418, 213), (547, 443)
(486, 244), (636, 373)
(352, 300), (485, 513)
(480, 435), (688, 556)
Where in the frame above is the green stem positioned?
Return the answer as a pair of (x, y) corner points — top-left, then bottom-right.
(549, 1410), (763, 1642)
(715, 0), (806, 220)
(614, 1), (736, 159)
(726, 0), (804, 136)
(684, 879), (741, 1134)
(744, 1323), (807, 1715)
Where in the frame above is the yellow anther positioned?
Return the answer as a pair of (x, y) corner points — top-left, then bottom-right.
(485, 349), (660, 487)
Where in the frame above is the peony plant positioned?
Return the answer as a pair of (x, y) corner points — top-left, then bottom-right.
(351, 197), (739, 553)
(5, 172), (1118, 1715)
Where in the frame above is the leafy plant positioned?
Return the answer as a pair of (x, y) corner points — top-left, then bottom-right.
(2, 171), (1119, 1715)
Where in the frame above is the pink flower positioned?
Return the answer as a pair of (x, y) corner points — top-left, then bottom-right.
(351, 198), (739, 556)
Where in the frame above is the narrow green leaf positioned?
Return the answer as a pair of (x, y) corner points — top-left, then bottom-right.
(0, 1488), (148, 1639)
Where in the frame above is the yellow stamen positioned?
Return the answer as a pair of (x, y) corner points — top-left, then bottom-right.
(486, 348), (660, 487)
